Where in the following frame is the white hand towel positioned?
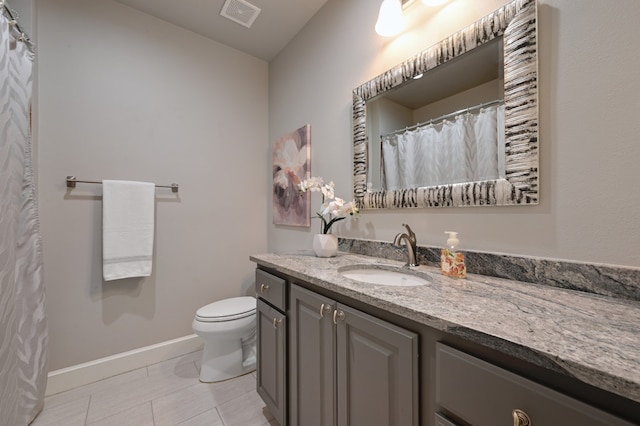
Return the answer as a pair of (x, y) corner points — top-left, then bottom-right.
(102, 180), (155, 281)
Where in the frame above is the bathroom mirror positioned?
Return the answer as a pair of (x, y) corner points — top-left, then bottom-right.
(353, 0), (538, 209)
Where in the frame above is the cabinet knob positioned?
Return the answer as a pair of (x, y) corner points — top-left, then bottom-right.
(512, 409), (532, 426)
(260, 283), (270, 294)
(333, 309), (345, 324)
(272, 318), (282, 329)
(319, 303), (332, 318)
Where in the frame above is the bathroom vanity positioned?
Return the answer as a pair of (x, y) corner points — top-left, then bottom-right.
(288, 283), (418, 426)
(251, 252), (640, 426)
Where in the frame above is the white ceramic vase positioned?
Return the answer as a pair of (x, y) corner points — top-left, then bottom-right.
(313, 234), (338, 258)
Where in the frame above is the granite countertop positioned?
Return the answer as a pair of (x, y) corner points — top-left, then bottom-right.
(250, 251), (640, 405)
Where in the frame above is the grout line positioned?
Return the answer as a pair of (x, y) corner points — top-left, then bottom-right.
(216, 406), (226, 426)
(150, 399), (156, 426)
(84, 394), (91, 426)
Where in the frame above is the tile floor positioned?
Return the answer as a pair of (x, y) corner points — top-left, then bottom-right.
(31, 350), (278, 426)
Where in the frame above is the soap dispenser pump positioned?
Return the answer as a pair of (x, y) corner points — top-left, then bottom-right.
(441, 231), (467, 278)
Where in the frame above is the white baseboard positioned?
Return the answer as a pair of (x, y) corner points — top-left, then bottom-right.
(46, 334), (203, 396)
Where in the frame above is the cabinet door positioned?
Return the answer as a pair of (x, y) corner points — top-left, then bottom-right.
(289, 284), (336, 426)
(257, 299), (287, 426)
(335, 304), (419, 426)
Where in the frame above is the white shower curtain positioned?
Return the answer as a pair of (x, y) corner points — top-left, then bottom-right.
(0, 9), (48, 425)
(381, 104), (505, 190)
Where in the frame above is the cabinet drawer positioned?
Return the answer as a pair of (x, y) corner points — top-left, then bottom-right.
(255, 269), (286, 311)
(436, 343), (633, 426)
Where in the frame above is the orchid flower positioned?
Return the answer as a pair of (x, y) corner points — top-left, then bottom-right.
(298, 176), (359, 234)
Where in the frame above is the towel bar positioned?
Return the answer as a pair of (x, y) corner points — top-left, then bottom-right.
(66, 176), (179, 193)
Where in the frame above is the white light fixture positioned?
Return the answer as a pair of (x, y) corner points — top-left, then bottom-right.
(375, 0), (406, 37)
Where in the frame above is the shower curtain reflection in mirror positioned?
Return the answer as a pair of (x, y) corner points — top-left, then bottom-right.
(380, 104), (505, 190)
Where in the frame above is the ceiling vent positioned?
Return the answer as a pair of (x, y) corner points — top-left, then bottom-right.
(220, 0), (261, 28)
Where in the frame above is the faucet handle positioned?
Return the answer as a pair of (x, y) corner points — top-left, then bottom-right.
(402, 223), (415, 240)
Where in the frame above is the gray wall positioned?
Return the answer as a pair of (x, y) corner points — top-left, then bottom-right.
(36, 0), (269, 370)
(268, 0), (640, 268)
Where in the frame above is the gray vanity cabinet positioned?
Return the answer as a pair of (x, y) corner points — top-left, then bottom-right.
(256, 270), (288, 426)
(435, 343), (634, 426)
(289, 283), (419, 426)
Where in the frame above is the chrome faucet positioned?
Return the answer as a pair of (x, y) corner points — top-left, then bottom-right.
(393, 224), (418, 267)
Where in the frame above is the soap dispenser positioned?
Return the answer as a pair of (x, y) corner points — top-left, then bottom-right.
(441, 231), (467, 278)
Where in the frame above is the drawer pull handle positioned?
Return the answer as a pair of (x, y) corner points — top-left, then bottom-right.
(272, 318), (282, 329)
(512, 409), (531, 426)
(319, 303), (332, 318)
(333, 309), (345, 324)
(260, 283), (270, 294)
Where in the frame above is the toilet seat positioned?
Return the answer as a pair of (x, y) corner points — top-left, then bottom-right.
(195, 296), (256, 322)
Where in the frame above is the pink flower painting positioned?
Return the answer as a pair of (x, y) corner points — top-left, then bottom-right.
(273, 124), (311, 227)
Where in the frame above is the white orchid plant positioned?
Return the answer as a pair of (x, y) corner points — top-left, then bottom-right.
(298, 177), (359, 234)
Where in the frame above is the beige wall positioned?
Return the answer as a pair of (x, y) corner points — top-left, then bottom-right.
(268, 0), (640, 268)
(36, 0), (269, 370)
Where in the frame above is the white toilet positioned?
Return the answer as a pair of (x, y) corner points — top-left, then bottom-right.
(192, 296), (257, 383)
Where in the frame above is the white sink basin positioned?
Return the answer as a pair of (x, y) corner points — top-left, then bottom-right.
(339, 266), (430, 286)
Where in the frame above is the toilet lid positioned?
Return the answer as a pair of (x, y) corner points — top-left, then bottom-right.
(196, 296), (256, 322)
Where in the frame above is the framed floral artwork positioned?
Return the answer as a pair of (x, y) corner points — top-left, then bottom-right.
(273, 124), (311, 227)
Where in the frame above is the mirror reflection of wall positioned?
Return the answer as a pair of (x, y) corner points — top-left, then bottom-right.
(366, 97), (413, 189)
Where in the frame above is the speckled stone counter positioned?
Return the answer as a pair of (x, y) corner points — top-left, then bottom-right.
(250, 251), (640, 405)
